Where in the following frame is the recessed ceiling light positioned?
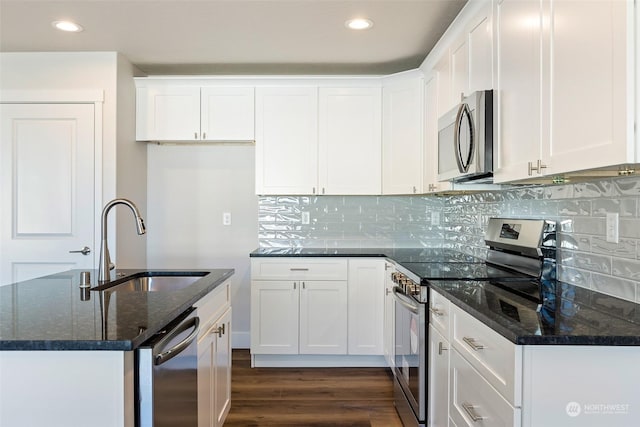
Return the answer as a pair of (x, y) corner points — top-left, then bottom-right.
(52, 20), (83, 32)
(345, 18), (373, 30)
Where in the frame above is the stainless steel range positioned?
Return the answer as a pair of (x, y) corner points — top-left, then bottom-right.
(391, 218), (557, 427)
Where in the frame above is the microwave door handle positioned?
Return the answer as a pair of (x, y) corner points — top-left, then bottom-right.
(454, 103), (474, 173)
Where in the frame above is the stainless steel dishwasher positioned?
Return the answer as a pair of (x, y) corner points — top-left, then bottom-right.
(137, 307), (200, 427)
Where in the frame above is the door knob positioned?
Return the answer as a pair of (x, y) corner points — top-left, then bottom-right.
(69, 246), (91, 255)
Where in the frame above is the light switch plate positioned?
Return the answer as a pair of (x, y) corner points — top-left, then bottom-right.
(223, 212), (232, 226)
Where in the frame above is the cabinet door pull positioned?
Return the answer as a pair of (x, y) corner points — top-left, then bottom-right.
(438, 341), (448, 355)
(461, 402), (485, 422)
(194, 132), (198, 140)
(429, 307), (444, 317)
(528, 159), (548, 176)
(462, 336), (484, 351)
(290, 268), (310, 271)
(202, 132), (206, 140)
(302, 282), (305, 289)
(215, 323), (225, 338)
(293, 282), (297, 290)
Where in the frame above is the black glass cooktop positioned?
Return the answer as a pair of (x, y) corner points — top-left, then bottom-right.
(399, 262), (532, 284)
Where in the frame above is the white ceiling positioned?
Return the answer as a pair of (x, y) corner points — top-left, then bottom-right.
(0, 0), (467, 75)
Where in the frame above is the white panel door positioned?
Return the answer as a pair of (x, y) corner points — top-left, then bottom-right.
(135, 86), (201, 141)
(255, 87), (318, 195)
(347, 259), (384, 355)
(318, 87), (382, 195)
(382, 74), (424, 195)
(201, 87), (255, 141)
(0, 104), (96, 285)
(493, 0), (543, 183)
(299, 280), (347, 355)
(250, 280), (299, 354)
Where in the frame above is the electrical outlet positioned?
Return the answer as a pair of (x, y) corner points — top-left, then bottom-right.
(301, 211), (310, 225)
(431, 211), (441, 226)
(223, 212), (232, 226)
(606, 212), (618, 243)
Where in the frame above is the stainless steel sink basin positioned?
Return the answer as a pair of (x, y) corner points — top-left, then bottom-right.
(92, 272), (207, 292)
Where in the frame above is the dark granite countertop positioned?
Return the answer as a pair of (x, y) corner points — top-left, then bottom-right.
(430, 280), (640, 346)
(0, 268), (233, 351)
(250, 247), (482, 264)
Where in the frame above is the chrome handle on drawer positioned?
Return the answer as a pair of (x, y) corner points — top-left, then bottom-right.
(463, 336), (484, 351)
(290, 268), (309, 271)
(461, 402), (485, 422)
(429, 307), (444, 317)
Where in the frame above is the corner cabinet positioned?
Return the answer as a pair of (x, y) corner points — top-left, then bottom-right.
(382, 71), (424, 195)
(196, 280), (232, 427)
(135, 82), (255, 142)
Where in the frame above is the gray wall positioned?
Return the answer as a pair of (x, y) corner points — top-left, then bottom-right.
(259, 176), (640, 304)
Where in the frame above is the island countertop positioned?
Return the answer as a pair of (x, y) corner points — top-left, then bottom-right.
(0, 268), (234, 351)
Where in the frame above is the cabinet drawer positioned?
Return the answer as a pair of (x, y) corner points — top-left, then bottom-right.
(450, 350), (520, 427)
(429, 289), (451, 339)
(251, 258), (348, 280)
(196, 279), (231, 340)
(451, 304), (521, 406)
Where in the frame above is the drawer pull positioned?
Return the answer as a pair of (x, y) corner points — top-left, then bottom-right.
(463, 336), (484, 351)
(429, 307), (444, 317)
(438, 341), (448, 355)
(461, 402), (485, 422)
(290, 268), (310, 271)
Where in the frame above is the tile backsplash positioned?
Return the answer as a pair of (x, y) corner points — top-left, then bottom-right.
(258, 176), (640, 303)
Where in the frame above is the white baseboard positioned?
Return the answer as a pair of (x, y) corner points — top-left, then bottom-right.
(251, 353), (389, 368)
(232, 331), (250, 349)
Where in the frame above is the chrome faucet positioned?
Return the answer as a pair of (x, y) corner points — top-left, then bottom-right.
(98, 198), (146, 283)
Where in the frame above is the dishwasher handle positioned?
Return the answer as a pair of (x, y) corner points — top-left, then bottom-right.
(392, 286), (420, 314)
(154, 315), (200, 366)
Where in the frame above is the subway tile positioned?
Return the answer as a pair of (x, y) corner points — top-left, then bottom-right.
(591, 273), (637, 302)
(559, 251), (611, 274)
(544, 184), (574, 200)
(619, 218), (640, 239)
(559, 234), (590, 251)
(591, 237), (637, 259)
(557, 266), (591, 288)
(573, 181), (614, 198)
(557, 200), (591, 216)
(613, 176), (640, 196)
(592, 198), (637, 217)
(571, 217), (606, 235)
(612, 258), (640, 281)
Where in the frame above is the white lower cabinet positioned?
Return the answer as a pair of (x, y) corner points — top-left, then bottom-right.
(196, 281), (232, 427)
(250, 257), (386, 366)
(450, 349), (520, 427)
(429, 325), (450, 427)
(383, 261), (397, 367)
(348, 259), (385, 355)
(250, 258), (349, 356)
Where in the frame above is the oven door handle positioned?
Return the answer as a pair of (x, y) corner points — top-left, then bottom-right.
(154, 316), (200, 366)
(392, 286), (420, 314)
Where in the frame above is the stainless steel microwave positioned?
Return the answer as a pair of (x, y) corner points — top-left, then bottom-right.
(437, 90), (493, 182)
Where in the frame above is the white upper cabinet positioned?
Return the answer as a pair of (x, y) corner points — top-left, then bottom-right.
(319, 87), (382, 195)
(467, 3), (493, 93)
(255, 86), (319, 195)
(450, 36), (469, 102)
(542, 0), (632, 177)
(382, 71), (424, 195)
(135, 83), (254, 142)
(136, 86), (201, 141)
(200, 87), (254, 141)
(493, 0), (544, 183)
(494, 0), (634, 183)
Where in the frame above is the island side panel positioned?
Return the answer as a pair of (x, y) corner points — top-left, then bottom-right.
(522, 345), (640, 427)
(0, 350), (134, 427)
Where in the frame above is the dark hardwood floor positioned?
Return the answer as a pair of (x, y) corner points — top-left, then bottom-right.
(225, 349), (403, 427)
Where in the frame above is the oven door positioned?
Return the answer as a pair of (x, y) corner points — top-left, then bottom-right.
(393, 286), (427, 425)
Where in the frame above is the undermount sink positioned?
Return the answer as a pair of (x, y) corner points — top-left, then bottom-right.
(92, 272), (207, 292)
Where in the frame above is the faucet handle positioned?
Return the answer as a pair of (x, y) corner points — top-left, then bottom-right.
(109, 262), (115, 271)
